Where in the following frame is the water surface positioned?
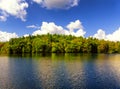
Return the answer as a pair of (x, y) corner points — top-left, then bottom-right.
(0, 54), (120, 89)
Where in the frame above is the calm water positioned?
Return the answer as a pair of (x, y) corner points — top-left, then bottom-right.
(0, 54), (120, 89)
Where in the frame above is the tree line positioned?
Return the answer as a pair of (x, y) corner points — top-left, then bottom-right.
(0, 34), (120, 54)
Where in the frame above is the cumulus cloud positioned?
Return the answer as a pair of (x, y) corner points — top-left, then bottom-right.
(93, 28), (120, 41)
(0, 0), (28, 21)
(67, 20), (83, 31)
(32, 0), (79, 9)
(93, 29), (106, 40)
(23, 34), (30, 37)
(32, 20), (86, 37)
(0, 30), (18, 42)
(66, 20), (85, 36)
(106, 28), (120, 41)
(32, 22), (70, 35)
(70, 29), (86, 37)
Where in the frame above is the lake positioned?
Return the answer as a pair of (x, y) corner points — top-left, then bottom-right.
(0, 54), (120, 89)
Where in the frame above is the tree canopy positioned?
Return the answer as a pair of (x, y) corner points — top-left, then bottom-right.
(0, 34), (120, 54)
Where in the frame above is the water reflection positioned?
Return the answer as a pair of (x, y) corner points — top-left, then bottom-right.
(0, 56), (40, 89)
(107, 54), (120, 88)
(64, 54), (86, 89)
(95, 54), (120, 89)
(33, 56), (56, 89)
(0, 54), (120, 89)
(0, 57), (11, 89)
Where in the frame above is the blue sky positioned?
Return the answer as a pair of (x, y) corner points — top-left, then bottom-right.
(0, 0), (120, 41)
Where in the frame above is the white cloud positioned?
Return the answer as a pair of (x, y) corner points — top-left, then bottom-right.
(93, 28), (120, 41)
(67, 20), (83, 31)
(71, 29), (86, 37)
(32, 20), (86, 37)
(33, 0), (79, 9)
(0, 0), (28, 21)
(0, 11), (8, 21)
(33, 0), (42, 4)
(23, 34), (30, 37)
(32, 22), (70, 35)
(0, 30), (18, 42)
(93, 29), (106, 40)
(0, 15), (7, 21)
(26, 25), (40, 29)
(106, 28), (120, 41)
(67, 20), (85, 37)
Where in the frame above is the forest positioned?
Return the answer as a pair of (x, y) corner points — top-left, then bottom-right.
(0, 34), (120, 54)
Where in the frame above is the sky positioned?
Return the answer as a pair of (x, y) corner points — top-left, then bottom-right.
(0, 0), (120, 42)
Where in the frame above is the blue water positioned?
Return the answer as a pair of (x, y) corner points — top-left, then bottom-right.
(0, 54), (120, 89)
